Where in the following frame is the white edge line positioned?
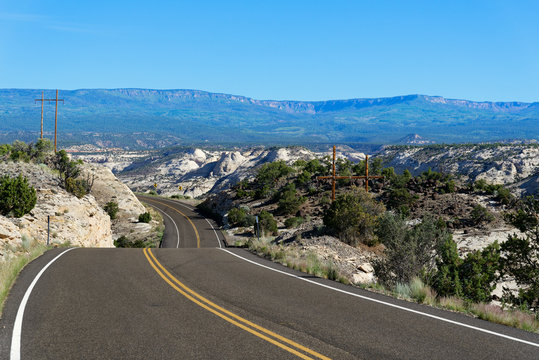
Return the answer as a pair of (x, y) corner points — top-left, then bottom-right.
(220, 248), (539, 348)
(10, 248), (76, 360)
(164, 197), (221, 249)
(150, 205), (181, 248)
(204, 218), (222, 248)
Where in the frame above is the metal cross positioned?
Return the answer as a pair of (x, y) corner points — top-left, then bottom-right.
(317, 145), (384, 201)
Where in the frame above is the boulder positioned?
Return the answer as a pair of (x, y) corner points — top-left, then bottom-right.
(352, 272), (373, 284)
(358, 263), (374, 273)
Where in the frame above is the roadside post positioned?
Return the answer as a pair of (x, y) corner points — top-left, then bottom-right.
(255, 216), (260, 242)
(47, 215), (50, 246)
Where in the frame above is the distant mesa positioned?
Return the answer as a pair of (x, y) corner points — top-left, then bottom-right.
(397, 134), (436, 145)
(0, 88), (537, 147)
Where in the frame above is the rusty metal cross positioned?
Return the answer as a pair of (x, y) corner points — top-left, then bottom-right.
(317, 145), (384, 201)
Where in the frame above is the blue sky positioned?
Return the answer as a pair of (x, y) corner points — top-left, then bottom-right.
(1, 0), (538, 102)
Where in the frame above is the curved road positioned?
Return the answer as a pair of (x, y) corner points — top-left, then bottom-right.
(136, 195), (224, 249)
(1, 197), (538, 359)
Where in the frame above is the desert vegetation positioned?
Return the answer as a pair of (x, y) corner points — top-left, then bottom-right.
(0, 174), (37, 217)
(201, 155), (539, 331)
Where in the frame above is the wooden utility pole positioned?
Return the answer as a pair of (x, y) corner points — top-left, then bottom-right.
(317, 145), (384, 201)
(34, 91), (45, 139)
(35, 90), (64, 151)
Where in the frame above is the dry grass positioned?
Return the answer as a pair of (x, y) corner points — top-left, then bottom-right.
(247, 237), (344, 281)
(439, 296), (467, 312)
(0, 237), (49, 315)
(409, 277), (437, 305)
(470, 303), (539, 333)
(143, 204), (165, 247)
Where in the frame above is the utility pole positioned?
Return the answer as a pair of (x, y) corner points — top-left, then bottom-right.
(35, 90), (64, 151)
(34, 91), (45, 139)
(54, 90), (62, 152)
(317, 145), (384, 201)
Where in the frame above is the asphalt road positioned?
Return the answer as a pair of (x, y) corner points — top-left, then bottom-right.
(136, 195), (224, 249)
(1, 197), (538, 359)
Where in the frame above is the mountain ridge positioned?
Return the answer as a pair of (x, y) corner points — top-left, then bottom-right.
(0, 88), (537, 146)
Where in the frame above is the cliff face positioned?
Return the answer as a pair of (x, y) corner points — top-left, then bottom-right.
(0, 161), (112, 262)
(0, 159), (148, 262)
(81, 163), (148, 241)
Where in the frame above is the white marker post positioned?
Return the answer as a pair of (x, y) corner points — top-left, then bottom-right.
(255, 216), (260, 242)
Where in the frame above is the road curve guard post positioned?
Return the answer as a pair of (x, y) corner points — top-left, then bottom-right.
(256, 216), (260, 242)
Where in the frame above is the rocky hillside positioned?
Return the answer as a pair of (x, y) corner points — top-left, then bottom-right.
(0, 156), (152, 263)
(378, 144), (539, 196)
(73, 143), (539, 201)
(75, 146), (346, 198)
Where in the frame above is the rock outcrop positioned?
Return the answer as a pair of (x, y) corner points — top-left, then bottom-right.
(0, 161), (113, 263)
(0, 215), (23, 262)
(76, 144), (539, 201)
(77, 147), (332, 199)
(379, 144), (539, 196)
(0, 158), (150, 262)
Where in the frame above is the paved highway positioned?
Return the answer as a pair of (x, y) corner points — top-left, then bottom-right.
(1, 197), (538, 359)
(136, 195), (224, 249)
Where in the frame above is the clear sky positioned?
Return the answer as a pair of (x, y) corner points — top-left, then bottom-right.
(1, 0), (538, 102)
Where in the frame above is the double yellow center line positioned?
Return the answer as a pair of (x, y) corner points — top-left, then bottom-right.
(143, 248), (331, 360)
(142, 198), (200, 248)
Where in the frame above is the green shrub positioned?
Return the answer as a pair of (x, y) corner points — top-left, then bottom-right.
(493, 186), (513, 205)
(0, 174), (37, 218)
(323, 189), (385, 246)
(9, 141), (31, 162)
(275, 183), (305, 216)
(389, 169), (412, 189)
(104, 201), (119, 220)
(296, 170), (312, 187)
(51, 149), (88, 198)
(470, 204), (494, 225)
(304, 159), (327, 175)
(65, 178), (88, 199)
(474, 180), (514, 205)
(114, 236), (146, 248)
(228, 207), (255, 227)
(373, 214), (451, 286)
(500, 195), (539, 313)
(459, 243), (500, 302)
(254, 161), (294, 199)
(255, 210), (278, 236)
(398, 205), (411, 218)
(433, 237), (500, 303)
(149, 190), (157, 195)
(387, 187), (415, 209)
(236, 188), (251, 199)
(284, 217), (304, 228)
(0, 143), (12, 157)
(474, 179), (488, 191)
(138, 212), (152, 223)
(445, 180), (456, 193)
(34, 138), (53, 163)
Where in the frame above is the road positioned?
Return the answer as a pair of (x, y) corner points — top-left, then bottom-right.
(136, 195), (224, 249)
(1, 197), (538, 359)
